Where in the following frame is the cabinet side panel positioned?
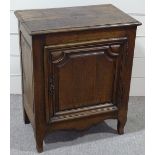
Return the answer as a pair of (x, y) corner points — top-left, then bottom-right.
(32, 35), (47, 137)
(20, 32), (34, 126)
(115, 28), (137, 130)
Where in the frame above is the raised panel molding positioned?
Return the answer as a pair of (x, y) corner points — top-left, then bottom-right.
(10, 35), (145, 58)
(44, 37), (128, 122)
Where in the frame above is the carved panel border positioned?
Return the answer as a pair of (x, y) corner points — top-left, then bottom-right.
(44, 37), (128, 123)
(51, 103), (118, 123)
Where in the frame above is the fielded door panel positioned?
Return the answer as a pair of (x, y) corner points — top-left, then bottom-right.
(44, 37), (128, 123)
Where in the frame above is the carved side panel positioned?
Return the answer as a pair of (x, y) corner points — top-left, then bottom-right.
(44, 38), (128, 122)
(21, 33), (34, 116)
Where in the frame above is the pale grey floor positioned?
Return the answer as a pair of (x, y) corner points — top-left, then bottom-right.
(10, 95), (145, 155)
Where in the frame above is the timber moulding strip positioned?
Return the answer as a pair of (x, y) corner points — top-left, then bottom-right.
(49, 102), (118, 123)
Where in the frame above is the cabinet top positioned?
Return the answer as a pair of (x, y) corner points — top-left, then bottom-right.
(15, 4), (141, 35)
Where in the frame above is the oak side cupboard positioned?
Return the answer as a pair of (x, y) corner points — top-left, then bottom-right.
(15, 4), (141, 152)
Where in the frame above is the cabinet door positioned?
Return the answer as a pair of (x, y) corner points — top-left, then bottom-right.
(44, 37), (128, 123)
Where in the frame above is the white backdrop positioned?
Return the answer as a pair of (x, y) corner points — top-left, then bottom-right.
(10, 0), (145, 95)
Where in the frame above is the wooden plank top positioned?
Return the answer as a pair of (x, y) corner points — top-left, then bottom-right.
(15, 4), (141, 35)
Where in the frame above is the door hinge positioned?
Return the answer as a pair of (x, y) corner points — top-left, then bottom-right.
(49, 75), (55, 95)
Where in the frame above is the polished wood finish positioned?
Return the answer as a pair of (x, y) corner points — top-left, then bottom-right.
(15, 4), (141, 153)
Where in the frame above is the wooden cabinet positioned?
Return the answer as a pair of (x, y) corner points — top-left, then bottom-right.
(15, 4), (141, 152)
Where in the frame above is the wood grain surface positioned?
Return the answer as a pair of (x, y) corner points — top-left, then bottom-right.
(15, 4), (141, 34)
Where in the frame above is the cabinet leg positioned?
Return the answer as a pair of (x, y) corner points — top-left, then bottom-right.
(23, 108), (30, 124)
(117, 118), (127, 135)
(35, 132), (44, 153)
(36, 140), (43, 153)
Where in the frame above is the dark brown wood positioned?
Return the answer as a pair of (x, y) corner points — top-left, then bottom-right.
(14, 4), (140, 35)
(15, 4), (141, 153)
